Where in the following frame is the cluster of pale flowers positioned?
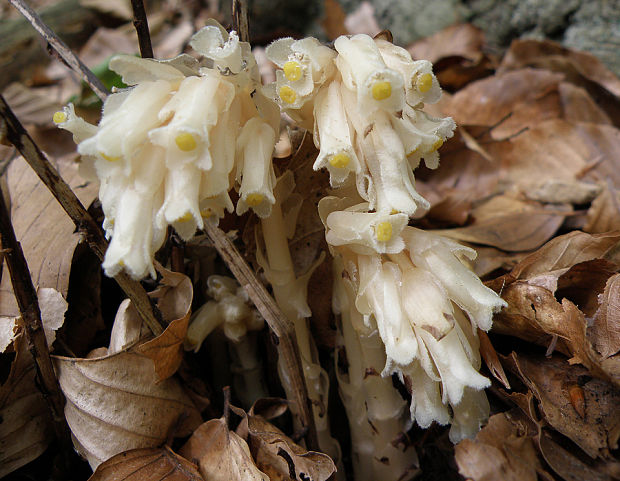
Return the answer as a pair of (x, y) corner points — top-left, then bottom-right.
(55, 20), (280, 279)
(267, 33), (506, 442)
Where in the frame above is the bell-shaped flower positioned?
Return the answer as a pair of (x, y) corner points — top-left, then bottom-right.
(392, 105), (455, 170)
(364, 111), (430, 216)
(375, 39), (442, 107)
(355, 255), (419, 366)
(335, 34), (404, 115)
(149, 72), (235, 170)
(235, 117), (277, 218)
(312, 80), (362, 186)
(78, 79), (173, 167)
(189, 19), (244, 74)
(266, 36), (336, 110)
(322, 202), (408, 255)
(403, 228), (507, 331)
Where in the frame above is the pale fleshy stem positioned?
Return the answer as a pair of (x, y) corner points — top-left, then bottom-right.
(260, 199), (342, 468)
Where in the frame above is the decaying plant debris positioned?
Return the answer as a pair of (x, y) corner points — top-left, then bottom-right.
(1, 2), (619, 481)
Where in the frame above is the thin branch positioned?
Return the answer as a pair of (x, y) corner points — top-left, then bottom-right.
(232, 0), (249, 43)
(8, 0), (109, 102)
(0, 94), (165, 337)
(130, 0), (154, 58)
(203, 222), (319, 451)
(0, 184), (75, 472)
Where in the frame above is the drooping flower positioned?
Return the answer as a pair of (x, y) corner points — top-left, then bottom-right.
(56, 21), (281, 279)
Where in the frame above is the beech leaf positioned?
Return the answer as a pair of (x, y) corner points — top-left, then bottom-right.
(89, 447), (203, 481)
(180, 417), (268, 481)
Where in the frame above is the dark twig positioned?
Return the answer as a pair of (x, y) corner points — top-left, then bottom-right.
(8, 0), (108, 102)
(0, 184), (75, 472)
(203, 223), (319, 451)
(0, 94), (165, 337)
(130, 0), (154, 58)
(232, 0), (249, 43)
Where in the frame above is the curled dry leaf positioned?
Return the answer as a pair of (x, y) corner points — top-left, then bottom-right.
(137, 266), (194, 381)
(0, 327), (53, 478)
(89, 446), (203, 481)
(584, 184), (620, 234)
(504, 353), (620, 459)
(180, 417), (268, 481)
(53, 272), (200, 470)
(455, 410), (543, 481)
(54, 347), (201, 469)
(231, 402), (337, 481)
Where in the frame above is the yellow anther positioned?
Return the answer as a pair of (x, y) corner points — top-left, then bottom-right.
(416, 73), (433, 93)
(246, 193), (264, 207)
(118, 259), (125, 267)
(100, 152), (121, 162)
(53, 111), (67, 124)
(372, 81), (392, 100)
(390, 209), (399, 215)
(178, 212), (193, 223)
(283, 61), (302, 82)
(201, 208), (212, 218)
(329, 153), (350, 169)
(375, 221), (393, 242)
(279, 85), (297, 104)
(431, 138), (444, 151)
(175, 132), (197, 152)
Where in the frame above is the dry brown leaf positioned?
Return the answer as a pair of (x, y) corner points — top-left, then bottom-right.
(478, 330), (510, 389)
(343, 1), (381, 37)
(232, 403), (337, 481)
(322, 0), (348, 40)
(584, 185), (620, 234)
(408, 23), (486, 64)
(89, 446), (203, 481)
(442, 69), (564, 138)
(499, 39), (620, 100)
(493, 230), (620, 283)
(455, 411), (542, 481)
(504, 353), (620, 459)
(538, 430), (611, 481)
(1, 83), (64, 126)
(54, 346), (201, 469)
(0, 327), (53, 478)
(434, 196), (569, 252)
(558, 82), (613, 125)
(590, 274), (620, 359)
(180, 417), (268, 481)
(0, 154), (98, 318)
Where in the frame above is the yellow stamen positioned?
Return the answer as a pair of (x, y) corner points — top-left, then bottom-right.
(431, 138), (444, 151)
(118, 259), (125, 267)
(246, 193), (264, 207)
(178, 212), (193, 223)
(283, 61), (302, 82)
(390, 209), (399, 215)
(329, 153), (350, 169)
(416, 73), (433, 93)
(175, 132), (197, 152)
(53, 111), (67, 124)
(100, 152), (121, 162)
(375, 221), (393, 242)
(279, 86), (297, 104)
(372, 81), (392, 100)
(201, 208), (212, 218)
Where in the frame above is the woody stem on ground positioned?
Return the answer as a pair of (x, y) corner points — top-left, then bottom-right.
(0, 183), (76, 473)
(0, 94), (165, 337)
(203, 222), (319, 451)
(8, 0), (108, 101)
